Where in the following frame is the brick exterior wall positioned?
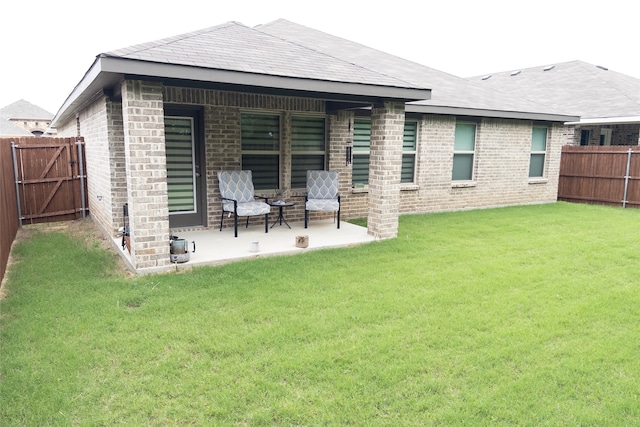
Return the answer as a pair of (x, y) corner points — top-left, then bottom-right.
(55, 95), (125, 239)
(396, 117), (563, 213)
(122, 80), (171, 271)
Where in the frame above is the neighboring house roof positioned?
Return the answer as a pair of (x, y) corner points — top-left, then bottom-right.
(467, 60), (640, 124)
(0, 117), (34, 136)
(52, 21), (432, 127)
(52, 19), (577, 127)
(0, 99), (53, 120)
(257, 19), (576, 122)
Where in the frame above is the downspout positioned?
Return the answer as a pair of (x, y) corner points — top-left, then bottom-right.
(10, 141), (22, 228)
(76, 140), (87, 218)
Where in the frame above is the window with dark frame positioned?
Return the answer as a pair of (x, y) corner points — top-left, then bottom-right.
(291, 116), (326, 189)
(580, 129), (590, 146)
(529, 126), (548, 178)
(452, 122), (476, 181)
(241, 113), (280, 190)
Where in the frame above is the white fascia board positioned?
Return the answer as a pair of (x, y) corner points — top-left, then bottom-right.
(406, 104), (578, 123)
(565, 116), (640, 126)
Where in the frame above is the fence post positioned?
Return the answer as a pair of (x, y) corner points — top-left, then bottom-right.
(622, 148), (633, 208)
(76, 140), (87, 218)
(10, 141), (23, 228)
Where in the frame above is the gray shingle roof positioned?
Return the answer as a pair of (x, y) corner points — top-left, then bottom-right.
(0, 99), (53, 120)
(54, 19), (578, 126)
(467, 61), (640, 119)
(0, 118), (34, 136)
(256, 19), (572, 119)
(104, 21), (424, 90)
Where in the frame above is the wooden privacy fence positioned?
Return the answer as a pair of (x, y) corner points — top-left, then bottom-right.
(1, 139), (20, 283)
(558, 146), (639, 208)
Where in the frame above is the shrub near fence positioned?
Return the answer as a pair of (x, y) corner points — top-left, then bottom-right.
(1, 139), (20, 283)
(558, 146), (639, 208)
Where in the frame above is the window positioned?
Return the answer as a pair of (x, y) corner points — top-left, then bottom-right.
(291, 116), (326, 188)
(452, 123), (476, 181)
(402, 121), (418, 183)
(580, 129), (590, 146)
(599, 128), (612, 146)
(352, 118), (417, 186)
(529, 126), (547, 177)
(352, 118), (371, 186)
(241, 113), (280, 190)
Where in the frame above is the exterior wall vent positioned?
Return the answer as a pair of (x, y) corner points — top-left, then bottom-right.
(543, 65), (555, 71)
(510, 70), (521, 76)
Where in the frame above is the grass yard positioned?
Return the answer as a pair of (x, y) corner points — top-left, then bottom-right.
(1, 202), (639, 426)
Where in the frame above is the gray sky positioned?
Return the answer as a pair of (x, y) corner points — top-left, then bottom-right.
(1, 0), (637, 116)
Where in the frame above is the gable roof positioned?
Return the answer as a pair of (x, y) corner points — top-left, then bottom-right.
(1, 99), (53, 120)
(467, 60), (640, 123)
(53, 19), (578, 127)
(52, 21), (431, 127)
(257, 19), (576, 122)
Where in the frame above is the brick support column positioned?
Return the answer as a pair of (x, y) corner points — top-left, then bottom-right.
(122, 80), (171, 271)
(367, 101), (405, 239)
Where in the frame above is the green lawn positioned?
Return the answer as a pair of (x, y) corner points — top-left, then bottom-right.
(1, 202), (639, 426)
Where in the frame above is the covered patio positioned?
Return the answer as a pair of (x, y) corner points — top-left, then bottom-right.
(115, 219), (377, 273)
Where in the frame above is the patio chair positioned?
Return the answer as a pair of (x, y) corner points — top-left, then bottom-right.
(305, 170), (340, 229)
(217, 170), (270, 237)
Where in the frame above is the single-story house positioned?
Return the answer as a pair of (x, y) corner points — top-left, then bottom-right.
(468, 60), (640, 146)
(51, 19), (577, 274)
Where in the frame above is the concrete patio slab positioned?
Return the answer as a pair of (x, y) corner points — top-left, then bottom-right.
(114, 219), (377, 273)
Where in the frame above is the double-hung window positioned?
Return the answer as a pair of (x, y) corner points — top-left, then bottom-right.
(452, 122), (476, 181)
(352, 118), (371, 186)
(352, 118), (418, 186)
(529, 126), (547, 177)
(291, 116), (326, 188)
(401, 121), (418, 183)
(241, 113), (280, 190)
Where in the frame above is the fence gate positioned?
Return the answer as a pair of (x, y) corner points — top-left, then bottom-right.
(9, 137), (88, 225)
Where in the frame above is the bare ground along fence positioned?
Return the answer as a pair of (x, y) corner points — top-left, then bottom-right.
(0, 137), (86, 283)
(558, 146), (639, 208)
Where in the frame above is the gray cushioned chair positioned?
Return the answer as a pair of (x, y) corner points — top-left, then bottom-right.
(305, 170), (340, 229)
(218, 170), (270, 237)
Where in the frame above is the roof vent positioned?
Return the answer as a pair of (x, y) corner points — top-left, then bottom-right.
(510, 70), (521, 76)
(596, 65), (608, 71)
(481, 75), (492, 80)
(543, 65), (555, 71)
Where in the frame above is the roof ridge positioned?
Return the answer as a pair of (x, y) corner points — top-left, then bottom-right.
(578, 62), (640, 109)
